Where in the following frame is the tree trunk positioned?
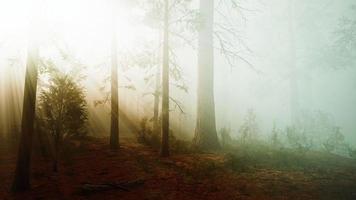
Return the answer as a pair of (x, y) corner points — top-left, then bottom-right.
(0, 71), (4, 141)
(110, 17), (119, 150)
(153, 55), (161, 136)
(53, 131), (60, 172)
(193, 0), (220, 150)
(36, 123), (51, 159)
(160, 0), (170, 157)
(12, 44), (39, 192)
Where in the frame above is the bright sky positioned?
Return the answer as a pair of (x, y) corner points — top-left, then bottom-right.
(0, 0), (155, 66)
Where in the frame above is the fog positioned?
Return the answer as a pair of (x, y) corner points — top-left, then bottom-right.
(0, 0), (355, 146)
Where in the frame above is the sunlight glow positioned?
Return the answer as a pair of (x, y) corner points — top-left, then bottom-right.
(0, 0), (154, 70)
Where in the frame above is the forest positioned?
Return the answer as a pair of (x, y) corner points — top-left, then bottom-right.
(0, 0), (356, 199)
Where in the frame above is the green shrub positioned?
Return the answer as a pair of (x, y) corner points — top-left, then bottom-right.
(270, 123), (284, 148)
(347, 145), (356, 160)
(220, 127), (232, 148)
(37, 72), (88, 171)
(285, 126), (313, 155)
(38, 73), (88, 139)
(322, 127), (345, 153)
(238, 109), (259, 144)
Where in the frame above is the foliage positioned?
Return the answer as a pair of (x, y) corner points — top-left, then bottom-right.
(270, 122), (283, 148)
(322, 127), (345, 153)
(220, 127), (232, 147)
(224, 142), (314, 172)
(293, 110), (343, 151)
(137, 117), (191, 153)
(285, 126), (313, 155)
(297, 110), (335, 137)
(328, 5), (356, 69)
(347, 145), (356, 160)
(137, 117), (160, 148)
(38, 72), (88, 140)
(238, 109), (259, 144)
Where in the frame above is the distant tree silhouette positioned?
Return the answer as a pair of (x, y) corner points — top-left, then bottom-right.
(110, 8), (119, 150)
(194, 0), (220, 150)
(12, 43), (39, 192)
(160, 0), (170, 157)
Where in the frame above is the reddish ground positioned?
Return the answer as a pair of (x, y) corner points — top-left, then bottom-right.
(1, 138), (356, 200)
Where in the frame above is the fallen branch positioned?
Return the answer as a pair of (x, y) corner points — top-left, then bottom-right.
(79, 179), (145, 194)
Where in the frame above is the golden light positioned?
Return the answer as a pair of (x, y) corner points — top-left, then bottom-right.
(0, 0), (155, 69)
(0, 0), (157, 137)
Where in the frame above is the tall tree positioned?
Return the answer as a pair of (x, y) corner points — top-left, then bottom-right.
(110, 12), (119, 150)
(332, 4), (356, 68)
(12, 42), (39, 192)
(193, 0), (220, 150)
(160, 0), (170, 157)
(142, 0), (190, 137)
(288, 0), (300, 125)
(153, 57), (161, 136)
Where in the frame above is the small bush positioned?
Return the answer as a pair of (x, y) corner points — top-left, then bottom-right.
(285, 126), (313, 155)
(238, 109), (259, 144)
(270, 123), (284, 148)
(322, 127), (345, 153)
(220, 127), (232, 148)
(136, 118), (191, 153)
(137, 117), (160, 149)
(347, 145), (356, 160)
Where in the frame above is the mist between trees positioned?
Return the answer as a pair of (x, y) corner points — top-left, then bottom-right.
(0, 0), (355, 194)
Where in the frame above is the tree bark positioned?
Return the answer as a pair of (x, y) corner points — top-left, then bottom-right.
(160, 0), (170, 157)
(110, 17), (119, 150)
(193, 0), (220, 150)
(153, 54), (161, 136)
(52, 130), (60, 172)
(12, 44), (39, 192)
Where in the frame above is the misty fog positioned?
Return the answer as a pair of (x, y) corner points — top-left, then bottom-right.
(0, 0), (355, 146)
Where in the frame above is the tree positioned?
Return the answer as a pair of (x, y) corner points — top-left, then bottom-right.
(193, 0), (220, 150)
(110, 9), (119, 150)
(332, 5), (356, 68)
(288, 0), (300, 125)
(142, 1), (163, 137)
(153, 60), (161, 136)
(38, 72), (88, 172)
(12, 43), (39, 192)
(142, 0), (190, 137)
(160, 0), (170, 157)
(238, 109), (259, 144)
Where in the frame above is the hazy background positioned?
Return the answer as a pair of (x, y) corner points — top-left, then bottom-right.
(0, 0), (355, 144)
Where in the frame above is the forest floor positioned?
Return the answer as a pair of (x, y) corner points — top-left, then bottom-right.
(1, 137), (356, 200)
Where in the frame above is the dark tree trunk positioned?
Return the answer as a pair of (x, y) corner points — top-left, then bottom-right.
(153, 59), (161, 136)
(12, 44), (39, 192)
(110, 18), (119, 150)
(0, 73), (4, 140)
(160, 0), (170, 157)
(193, 0), (220, 150)
(52, 130), (60, 172)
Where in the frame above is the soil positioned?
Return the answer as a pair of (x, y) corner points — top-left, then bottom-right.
(1, 138), (356, 200)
